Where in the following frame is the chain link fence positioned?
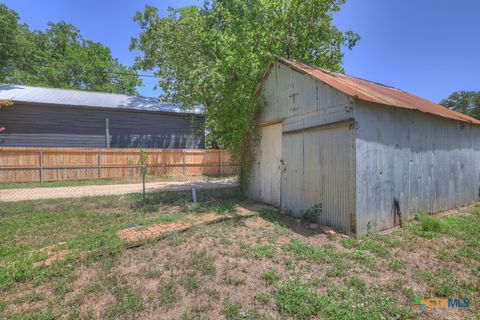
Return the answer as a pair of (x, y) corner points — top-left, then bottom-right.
(0, 148), (239, 202)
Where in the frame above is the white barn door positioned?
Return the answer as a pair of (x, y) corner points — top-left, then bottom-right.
(259, 123), (282, 207)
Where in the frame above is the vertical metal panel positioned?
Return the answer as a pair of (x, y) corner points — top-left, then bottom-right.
(317, 80), (351, 113)
(257, 62), (290, 123)
(281, 123), (355, 233)
(276, 63), (293, 120)
(290, 68), (318, 115)
(257, 62), (351, 126)
(280, 131), (305, 214)
(258, 123), (282, 207)
(354, 102), (395, 232)
(260, 63), (279, 122)
(355, 101), (480, 234)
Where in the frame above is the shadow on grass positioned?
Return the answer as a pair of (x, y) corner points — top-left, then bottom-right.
(240, 206), (325, 238)
(131, 187), (243, 206)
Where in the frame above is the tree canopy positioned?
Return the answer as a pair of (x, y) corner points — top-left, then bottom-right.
(0, 4), (140, 95)
(131, 0), (359, 183)
(440, 91), (480, 120)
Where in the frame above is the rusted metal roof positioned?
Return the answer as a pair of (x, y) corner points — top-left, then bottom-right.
(277, 58), (480, 125)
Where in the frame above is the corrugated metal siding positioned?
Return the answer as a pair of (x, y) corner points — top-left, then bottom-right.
(0, 134), (105, 148)
(258, 124), (282, 207)
(253, 59), (480, 234)
(280, 131), (304, 212)
(247, 123), (283, 206)
(355, 100), (480, 234)
(250, 61), (356, 233)
(281, 123), (355, 233)
(275, 63), (293, 120)
(0, 104), (205, 149)
(257, 62), (351, 125)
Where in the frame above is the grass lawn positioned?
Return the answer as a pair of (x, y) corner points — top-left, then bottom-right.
(0, 190), (478, 319)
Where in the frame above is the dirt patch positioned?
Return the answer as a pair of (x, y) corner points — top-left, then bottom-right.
(32, 242), (71, 267)
(114, 216), (290, 319)
(4, 284), (53, 315)
(117, 206), (258, 242)
(79, 291), (116, 319)
(110, 212), (361, 319)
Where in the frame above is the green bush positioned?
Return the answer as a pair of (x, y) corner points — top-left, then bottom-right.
(303, 204), (322, 224)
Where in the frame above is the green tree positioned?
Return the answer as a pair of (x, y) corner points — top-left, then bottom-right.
(130, 0), (359, 186)
(0, 4), (140, 95)
(0, 4), (27, 80)
(440, 91), (480, 120)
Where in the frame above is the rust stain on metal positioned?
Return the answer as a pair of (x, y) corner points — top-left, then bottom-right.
(350, 213), (356, 234)
(274, 58), (480, 125)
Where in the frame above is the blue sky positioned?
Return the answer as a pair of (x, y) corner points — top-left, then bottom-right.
(2, 0), (479, 102)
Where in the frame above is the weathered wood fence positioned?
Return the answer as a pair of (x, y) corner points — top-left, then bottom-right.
(0, 147), (235, 183)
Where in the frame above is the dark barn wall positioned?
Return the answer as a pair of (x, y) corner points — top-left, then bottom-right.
(0, 103), (205, 148)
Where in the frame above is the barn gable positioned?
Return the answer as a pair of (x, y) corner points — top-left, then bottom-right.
(257, 61), (352, 128)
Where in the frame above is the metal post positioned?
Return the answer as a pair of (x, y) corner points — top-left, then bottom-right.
(39, 148), (44, 184)
(105, 118), (110, 148)
(192, 188), (197, 203)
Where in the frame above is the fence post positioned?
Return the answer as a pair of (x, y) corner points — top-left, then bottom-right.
(98, 149), (102, 179)
(142, 166), (146, 202)
(183, 150), (186, 176)
(219, 149), (223, 177)
(39, 148), (44, 184)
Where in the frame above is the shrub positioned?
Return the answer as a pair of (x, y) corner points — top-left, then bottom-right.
(303, 204), (322, 224)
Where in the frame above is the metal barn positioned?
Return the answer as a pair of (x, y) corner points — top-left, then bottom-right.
(248, 58), (480, 234)
(0, 84), (205, 149)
